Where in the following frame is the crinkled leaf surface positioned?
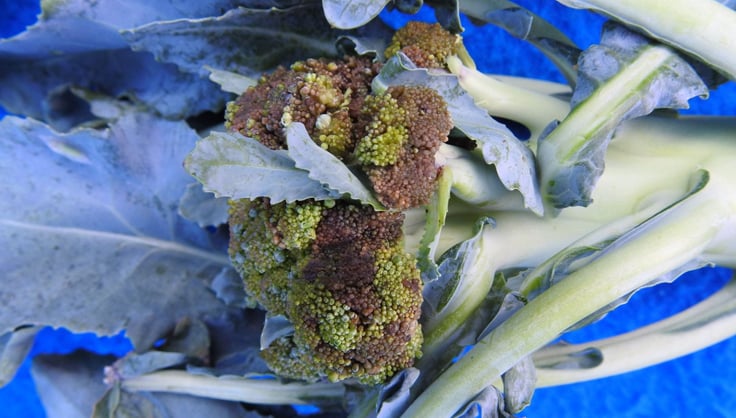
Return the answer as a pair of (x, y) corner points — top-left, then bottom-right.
(285, 122), (384, 208)
(185, 130), (340, 202)
(322, 0), (390, 29)
(0, 9), (227, 129)
(374, 54), (544, 215)
(0, 114), (234, 350)
(537, 23), (707, 208)
(123, 4), (348, 77)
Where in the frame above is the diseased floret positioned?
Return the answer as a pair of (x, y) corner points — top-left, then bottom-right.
(385, 21), (463, 69)
(228, 198), (325, 314)
(356, 85), (453, 209)
(226, 56), (382, 157)
(229, 199), (424, 384)
(354, 92), (408, 166)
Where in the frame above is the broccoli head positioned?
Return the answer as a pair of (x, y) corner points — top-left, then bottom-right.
(229, 198), (423, 384)
(226, 56), (381, 158)
(356, 85), (453, 210)
(384, 21), (464, 69)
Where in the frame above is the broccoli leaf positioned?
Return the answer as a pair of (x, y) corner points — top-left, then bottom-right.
(178, 183), (230, 228)
(0, 327), (39, 387)
(537, 23), (707, 208)
(453, 385), (510, 418)
(374, 54), (544, 215)
(205, 67), (258, 95)
(32, 351), (117, 418)
(459, 0), (581, 86)
(0, 114), (235, 350)
(0, 11), (226, 130)
(501, 356), (536, 414)
(94, 383), (259, 418)
(122, 5), (344, 78)
(322, 0), (390, 29)
(376, 368), (421, 418)
(185, 130), (340, 203)
(38, 0), (258, 29)
(285, 122), (384, 208)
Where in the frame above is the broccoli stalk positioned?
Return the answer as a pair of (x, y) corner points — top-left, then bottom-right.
(533, 276), (736, 387)
(119, 370), (345, 406)
(446, 55), (570, 147)
(400, 114), (736, 416)
(556, 0), (736, 79)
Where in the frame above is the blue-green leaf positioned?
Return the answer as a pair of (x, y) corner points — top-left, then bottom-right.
(178, 183), (230, 228)
(538, 23), (707, 208)
(0, 114), (233, 350)
(0, 8), (228, 130)
(122, 5), (344, 78)
(185, 130), (340, 203)
(285, 122), (384, 208)
(322, 0), (390, 29)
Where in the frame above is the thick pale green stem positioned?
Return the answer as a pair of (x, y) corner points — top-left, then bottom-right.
(557, 0), (736, 79)
(402, 185), (730, 417)
(447, 56), (569, 145)
(121, 370), (344, 406)
(534, 277), (736, 387)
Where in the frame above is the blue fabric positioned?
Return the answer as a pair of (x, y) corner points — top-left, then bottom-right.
(2, 2), (735, 417)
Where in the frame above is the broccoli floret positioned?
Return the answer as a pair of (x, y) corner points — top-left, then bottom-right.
(226, 56), (381, 157)
(385, 21), (464, 69)
(356, 85), (453, 209)
(229, 199), (423, 384)
(228, 198), (325, 314)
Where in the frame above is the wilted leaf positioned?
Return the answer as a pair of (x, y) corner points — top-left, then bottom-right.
(185, 130), (340, 203)
(0, 114), (233, 350)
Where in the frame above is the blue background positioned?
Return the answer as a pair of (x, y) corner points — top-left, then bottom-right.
(2, 1), (736, 416)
